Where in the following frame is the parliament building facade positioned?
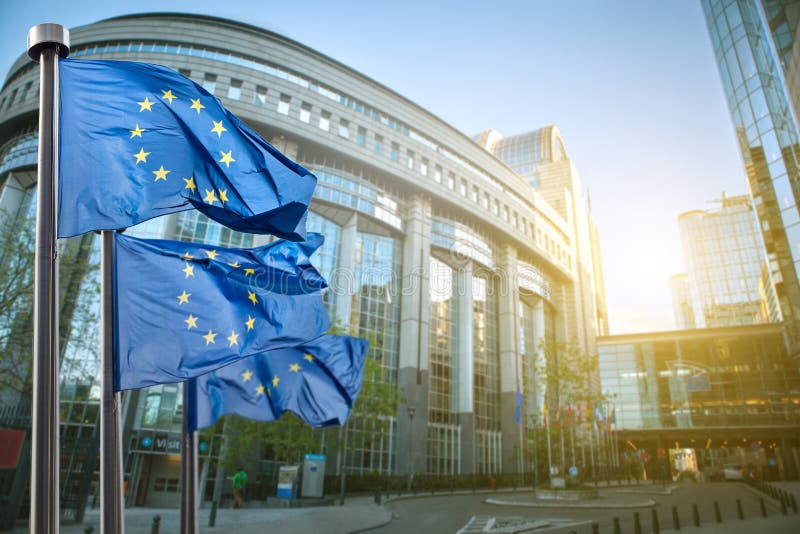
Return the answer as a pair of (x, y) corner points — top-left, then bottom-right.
(0, 13), (606, 509)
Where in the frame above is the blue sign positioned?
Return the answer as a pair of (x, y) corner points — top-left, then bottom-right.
(568, 466), (579, 477)
(687, 375), (711, 392)
(199, 441), (209, 453)
(140, 436), (153, 448)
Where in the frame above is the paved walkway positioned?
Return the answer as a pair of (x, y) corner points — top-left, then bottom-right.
(17, 497), (391, 534)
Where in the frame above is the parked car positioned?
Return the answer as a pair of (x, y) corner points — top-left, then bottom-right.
(723, 464), (745, 480)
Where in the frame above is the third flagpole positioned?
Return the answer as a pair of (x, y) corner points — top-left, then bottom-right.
(100, 230), (124, 533)
(28, 23), (69, 534)
(181, 381), (199, 534)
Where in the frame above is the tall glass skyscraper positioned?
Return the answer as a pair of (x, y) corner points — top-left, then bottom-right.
(674, 193), (780, 328)
(702, 0), (800, 355)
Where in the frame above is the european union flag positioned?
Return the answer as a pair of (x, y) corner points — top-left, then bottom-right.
(186, 335), (368, 432)
(59, 58), (317, 240)
(113, 232), (330, 391)
(514, 384), (522, 425)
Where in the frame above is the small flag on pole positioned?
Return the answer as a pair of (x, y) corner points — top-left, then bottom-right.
(514, 383), (522, 425)
(58, 58), (317, 240)
(187, 335), (368, 431)
(542, 400), (548, 428)
(113, 232), (330, 390)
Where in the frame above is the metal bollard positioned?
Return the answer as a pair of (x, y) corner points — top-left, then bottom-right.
(374, 488), (381, 505)
(208, 500), (218, 527)
(150, 514), (161, 534)
(791, 494), (798, 514)
(713, 501), (722, 523)
(651, 508), (660, 534)
(672, 506), (681, 531)
(612, 516), (621, 534)
(736, 499), (744, 520)
(760, 497), (768, 518)
(633, 512), (642, 534)
(780, 495), (787, 516)
(591, 522), (599, 534)
(692, 503), (700, 527)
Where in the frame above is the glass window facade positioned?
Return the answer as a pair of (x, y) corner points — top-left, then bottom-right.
(599, 328), (800, 430)
(702, 0), (800, 349)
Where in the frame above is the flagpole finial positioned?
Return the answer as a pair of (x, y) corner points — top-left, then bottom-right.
(27, 23), (70, 61)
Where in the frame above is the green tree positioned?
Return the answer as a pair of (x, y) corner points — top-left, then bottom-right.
(0, 213), (99, 398)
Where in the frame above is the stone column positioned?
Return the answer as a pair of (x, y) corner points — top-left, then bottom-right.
(497, 244), (521, 473)
(456, 262), (475, 473)
(397, 195), (431, 476)
(333, 212), (358, 329)
(532, 298), (547, 421)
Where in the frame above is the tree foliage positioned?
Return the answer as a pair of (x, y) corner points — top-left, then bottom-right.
(0, 213), (99, 399)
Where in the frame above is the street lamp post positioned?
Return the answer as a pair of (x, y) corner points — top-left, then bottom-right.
(407, 406), (416, 492)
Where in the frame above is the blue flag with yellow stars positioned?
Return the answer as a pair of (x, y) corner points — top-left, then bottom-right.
(186, 335), (368, 432)
(58, 58), (317, 240)
(113, 232), (331, 391)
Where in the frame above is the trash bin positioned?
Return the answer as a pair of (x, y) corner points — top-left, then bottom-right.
(301, 454), (326, 498)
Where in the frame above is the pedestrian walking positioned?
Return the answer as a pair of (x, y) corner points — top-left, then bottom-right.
(233, 466), (248, 509)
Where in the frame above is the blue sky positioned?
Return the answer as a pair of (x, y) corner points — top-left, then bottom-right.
(0, 1), (748, 334)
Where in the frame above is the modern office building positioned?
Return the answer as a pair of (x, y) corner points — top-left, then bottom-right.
(598, 324), (800, 480)
(669, 274), (697, 330)
(0, 13), (606, 512)
(702, 0), (800, 356)
(672, 193), (780, 328)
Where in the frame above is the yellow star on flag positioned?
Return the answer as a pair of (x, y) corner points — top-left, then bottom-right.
(129, 124), (145, 138)
(289, 363), (300, 373)
(242, 370), (253, 382)
(303, 353), (314, 362)
(182, 251), (193, 260)
(161, 89), (177, 104)
(256, 384), (265, 396)
(219, 189), (229, 205)
(203, 189), (218, 205)
(183, 176), (196, 193)
(152, 166), (170, 182)
(190, 98), (205, 113)
(272, 375), (280, 388)
(247, 291), (258, 305)
(203, 330), (217, 345)
(245, 315), (255, 331)
(177, 290), (191, 305)
(184, 314), (198, 330)
(228, 261), (240, 268)
(205, 250), (219, 260)
(133, 147), (150, 164)
(211, 120), (227, 137)
(227, 330), (239, 347)
(137, 97), (155, 112)
(182, 263), (195, 278)
(219, 150), (235, 167)
(244, 268), (255, 277)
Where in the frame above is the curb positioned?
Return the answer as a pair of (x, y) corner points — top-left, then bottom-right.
(348, 506), (393, 533)
(485, 497), (657, 509)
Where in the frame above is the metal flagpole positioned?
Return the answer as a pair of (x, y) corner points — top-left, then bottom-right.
(100, 231), (124, 534)
(545, 410), (552, 485)
(27, 23), (69, 534)
(559, 415), (566, 469)
(181, 382), (199, 534)
(589, 425), (596, 482)
(569, 417), (576, 469)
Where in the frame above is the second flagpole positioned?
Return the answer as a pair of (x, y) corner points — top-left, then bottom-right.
(100, 230), (124, 534)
